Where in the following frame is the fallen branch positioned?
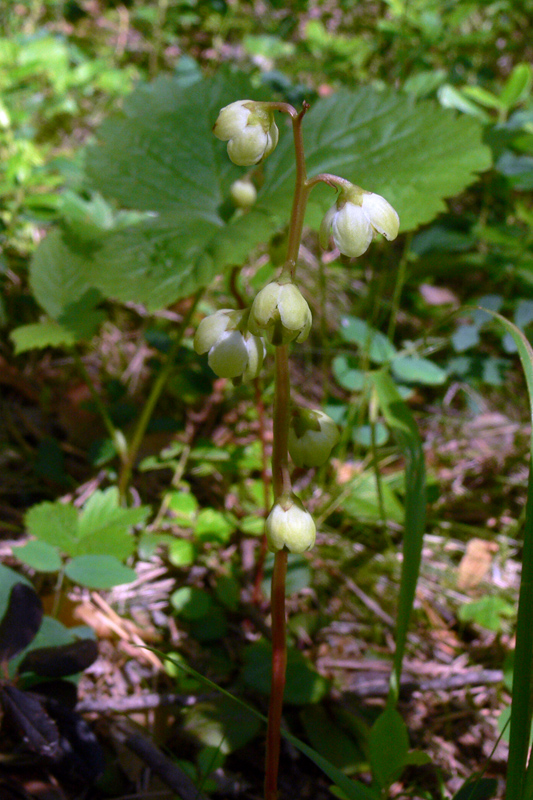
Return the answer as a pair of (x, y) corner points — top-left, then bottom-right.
(348, 668), (503, 698)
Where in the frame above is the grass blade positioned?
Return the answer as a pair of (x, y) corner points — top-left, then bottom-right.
(370, 369), (426, 706)
(484, 310), (533, 800)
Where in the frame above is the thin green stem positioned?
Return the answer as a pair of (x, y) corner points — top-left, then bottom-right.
(272, 345), (291, 500)
(117, 290), (203, 503)
(284, 103), (310, 278)
(72, 349), (126, 460)
(264, 549), (288, 800)
(387, 232), (412, 342)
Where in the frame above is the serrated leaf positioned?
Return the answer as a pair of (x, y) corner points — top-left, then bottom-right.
(65, 555), (137, 589)
(58, 287), (105, 340)
(25, 501), (79, 557)
(262, 85), (492, 232)
(30, 229), (95, 319)
(31, 76), (491, 313)
(10, 320), (76, 354)
(76, 487), (149, 560)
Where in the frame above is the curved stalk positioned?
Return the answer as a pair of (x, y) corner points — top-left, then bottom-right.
(117, 290), (203, 502)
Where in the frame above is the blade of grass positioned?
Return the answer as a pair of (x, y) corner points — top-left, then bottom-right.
(155, 650), (378, 800)
(370, 369), (426, 707)
(484, 310), (533, 800)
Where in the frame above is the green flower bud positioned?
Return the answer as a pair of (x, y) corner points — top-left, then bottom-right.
(194, 309), (265, 381)
(265, 495), (316, 554)
(320, 185), (399, 258)
(213, 100), (279, 167)
(248, 281), (312, 345)
(288, 407), (340, 468)
(230, 178), (257, 209)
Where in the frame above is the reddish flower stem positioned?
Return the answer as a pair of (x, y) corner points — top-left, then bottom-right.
(264, 549), (288, 800)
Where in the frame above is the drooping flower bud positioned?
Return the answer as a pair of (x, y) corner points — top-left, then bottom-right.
(288, 407), (340, 468)
(248, 280), (312, 346)
(194, 309), (265, 381)
(265, 495), (316, 554)
(319, 184), (399, 258)
(213, 100), (279, 167)
(230, 178), (257, 209)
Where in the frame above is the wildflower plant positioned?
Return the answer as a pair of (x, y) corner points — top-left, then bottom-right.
(194, 98), (400, 800)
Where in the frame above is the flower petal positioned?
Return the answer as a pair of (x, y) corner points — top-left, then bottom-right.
(361, 192), (400, 240)
(332, 202), (373, 257)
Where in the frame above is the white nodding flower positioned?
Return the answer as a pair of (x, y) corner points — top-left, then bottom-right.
(194, 309), (265, 381)
(319, 185), (400, 258)
(213, 100), (279, 167)
(265, 495), (316, 554)
(248, 280), (312, 346)
(230, 178), (257, 209)
(288, 407), (340, 468)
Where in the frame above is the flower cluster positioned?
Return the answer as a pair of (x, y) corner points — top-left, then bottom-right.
(195, 99), (400, 555)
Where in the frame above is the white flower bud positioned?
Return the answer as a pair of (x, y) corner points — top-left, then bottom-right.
(320, 185), (399, 258)
(213, 100), (279, 167)
(265, 495), (316, 554)
(194, 309), (265, 381)
(288, 408), (340, 468)
(248, 281), (312, 346)
(230, 178), (257, 209)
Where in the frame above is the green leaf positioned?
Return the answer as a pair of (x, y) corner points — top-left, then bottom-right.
(369, 707), (409, 789)
(171, 586), (212, 620)
(65, 555), (137, 589)
(32, 76), (490, 313)
(438, 84), (491, 122)
(371, 371), (426, 705)
(25, 501), (79, 557)
(461, 85), (503, 111)
(10, 320), (76, 354)
(263, 85), (491, 232)
(332, 355), (367, 391)
(168, 539), (196, 567)
(459, 596), (515, 632)
(242, 640), (329, 705)
(339, 317), (396, 364)
(342, 471), (404, 524)
(13, 541), (62, 573)
(76, 487), (148, 560)
(194, 508), (236, 543)
(391, 356), (447, 385)
(183, 697), (262, 755)
(30, 229), (95, 319)
(0, 565), (32, 623)
(161, 652), (377, 800)
(300, 706), (366, 773)
(500, 64), (533, 109)
(57, 288), (106, 340)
